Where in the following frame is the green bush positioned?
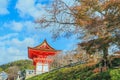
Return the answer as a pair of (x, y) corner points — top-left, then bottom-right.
(86, 71), (110, 80)
(110, 69), (120, 80)
(0, 68), (3, 72)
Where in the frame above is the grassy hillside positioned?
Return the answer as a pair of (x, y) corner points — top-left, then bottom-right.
(0, 59), (34, 72)
(27, 61), (120, 80)
(27, 63), (97, 80)
(27, 67), (120, 80)
(1, 59), (119, 80)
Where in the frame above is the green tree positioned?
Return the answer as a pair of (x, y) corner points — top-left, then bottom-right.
(0, 67), (3, 72)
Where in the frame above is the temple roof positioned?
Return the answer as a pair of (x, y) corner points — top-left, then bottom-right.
(29, 39), (56, 51)
(28, 40), (60, 59)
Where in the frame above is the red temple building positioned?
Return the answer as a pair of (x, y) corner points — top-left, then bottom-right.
(28, 40), (60, 74)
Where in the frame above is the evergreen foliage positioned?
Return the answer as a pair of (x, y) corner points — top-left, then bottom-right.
(0, 60), (34, 72)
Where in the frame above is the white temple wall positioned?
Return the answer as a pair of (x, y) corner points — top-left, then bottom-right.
(36, 62), (49, 74)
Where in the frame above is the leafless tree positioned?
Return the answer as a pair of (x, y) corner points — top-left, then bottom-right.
(36, 0), (120, 68)
(6, 66), (20, 80)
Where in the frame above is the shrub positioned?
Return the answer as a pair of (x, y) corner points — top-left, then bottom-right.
(110, 69), (120, 80)
(86, 71), (110, 80)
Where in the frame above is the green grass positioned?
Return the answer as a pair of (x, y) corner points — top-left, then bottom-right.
(27, 63), (96, 80)
(27, 63), (120, 80)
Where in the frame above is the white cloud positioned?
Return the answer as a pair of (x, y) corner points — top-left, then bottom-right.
(11, 21), (23, 31)
(9, 38), (35, 49)
(0, 46), (28, 64)
(24, 21), (36, 32)
(15, 0), (46, 19)
(3, 20), (50, 35)
(7, 47), (20, 55)
(4, 21), (23, 32)
(15, 0), (77, 19)
(0, 33), (18, 41)
(0, 0), (9, 15)
(0, 34), (35, 64)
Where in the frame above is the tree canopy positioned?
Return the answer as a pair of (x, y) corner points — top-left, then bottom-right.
(37, 0), (120, 67)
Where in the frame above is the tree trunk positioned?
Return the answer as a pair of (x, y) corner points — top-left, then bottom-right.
(103, 47), (109, 68)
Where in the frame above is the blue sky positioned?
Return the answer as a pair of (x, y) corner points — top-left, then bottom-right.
(0, 0), (78, 65)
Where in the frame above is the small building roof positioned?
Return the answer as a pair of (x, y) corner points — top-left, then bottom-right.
(28, 40), (60, 59)
(29, 39), (55, 51)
